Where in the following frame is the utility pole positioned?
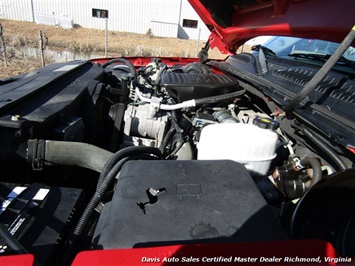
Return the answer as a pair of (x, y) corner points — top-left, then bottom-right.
(177, 0), (182, 38)
(30, 0), (35, 23)
(195, 27), (201, 57)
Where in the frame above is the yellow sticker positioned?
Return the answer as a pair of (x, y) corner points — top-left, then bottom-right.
(261, 118), (270, 123)
(353, 25), (355, 31)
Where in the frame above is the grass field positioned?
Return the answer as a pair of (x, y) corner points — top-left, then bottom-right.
(0, 19), (250, 79)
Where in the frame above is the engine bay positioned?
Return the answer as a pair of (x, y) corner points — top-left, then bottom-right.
(0, 55), (354, 265)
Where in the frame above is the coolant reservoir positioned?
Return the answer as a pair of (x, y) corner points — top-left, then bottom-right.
(197, 123), (278, 176)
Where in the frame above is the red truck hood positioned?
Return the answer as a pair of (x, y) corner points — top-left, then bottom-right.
(188, 0), (355, 54)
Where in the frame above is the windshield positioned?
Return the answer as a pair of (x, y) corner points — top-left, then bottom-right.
(258, 36), (355, 62)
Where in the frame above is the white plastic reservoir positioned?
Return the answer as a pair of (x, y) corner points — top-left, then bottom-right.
(197, 123), (278, 176)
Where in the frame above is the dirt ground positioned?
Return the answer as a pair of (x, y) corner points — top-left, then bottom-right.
(0, 19), (249, 79)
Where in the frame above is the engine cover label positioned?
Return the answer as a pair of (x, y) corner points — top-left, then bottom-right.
(175, 184), (202, 200)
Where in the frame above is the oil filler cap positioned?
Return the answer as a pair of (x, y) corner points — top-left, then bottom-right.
(253, 116), (279, 130)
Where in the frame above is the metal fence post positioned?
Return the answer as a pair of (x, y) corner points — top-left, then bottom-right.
(39, 30), (45, 67)
(105, 18), (108, 57)
(0, 21), (8, 68)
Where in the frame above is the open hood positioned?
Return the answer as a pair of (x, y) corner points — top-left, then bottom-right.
(189, 0), (355, 54)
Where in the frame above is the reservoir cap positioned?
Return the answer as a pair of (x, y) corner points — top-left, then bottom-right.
(253, 116), (279, 130)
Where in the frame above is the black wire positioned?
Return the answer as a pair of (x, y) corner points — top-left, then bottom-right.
(98, 146), (161, 188)
(74, 151), (161, 242)
(0, 224), (28, 254)
(301, 126), (348, 170)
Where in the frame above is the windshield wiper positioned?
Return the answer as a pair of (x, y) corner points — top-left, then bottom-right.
(251, 45), (277, 74)
(288, 53), (355, 70)
(251, 45), (276, 56)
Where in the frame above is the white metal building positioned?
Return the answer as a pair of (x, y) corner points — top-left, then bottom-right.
(0, 0), (211, 40)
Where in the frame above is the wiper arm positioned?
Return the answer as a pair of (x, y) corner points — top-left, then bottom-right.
(289, 53), (355, 69)
(336, 55), (355, 69)
(251, 45), (276, 56)
(288, 53), (330, 61)
(251, 45), (276, 74)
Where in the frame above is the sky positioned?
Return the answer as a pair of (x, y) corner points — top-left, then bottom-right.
(246, 36), (272, 45)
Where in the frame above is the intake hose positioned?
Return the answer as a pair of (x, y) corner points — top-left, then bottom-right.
(101, 58), (137, 84)
(301, 127), (348, 170)
(27, 139), (113, 172)
(300, 157), (322, 187)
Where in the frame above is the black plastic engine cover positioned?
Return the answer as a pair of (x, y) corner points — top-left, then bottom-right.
(160, 73), (239, 102)
(93, 160), (287, 249)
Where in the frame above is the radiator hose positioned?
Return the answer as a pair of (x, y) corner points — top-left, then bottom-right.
(300, 157), (322, 188)
(301, 127), (348, 170)
(27, 139), (113, 172)
(275, 156), (323, 199)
